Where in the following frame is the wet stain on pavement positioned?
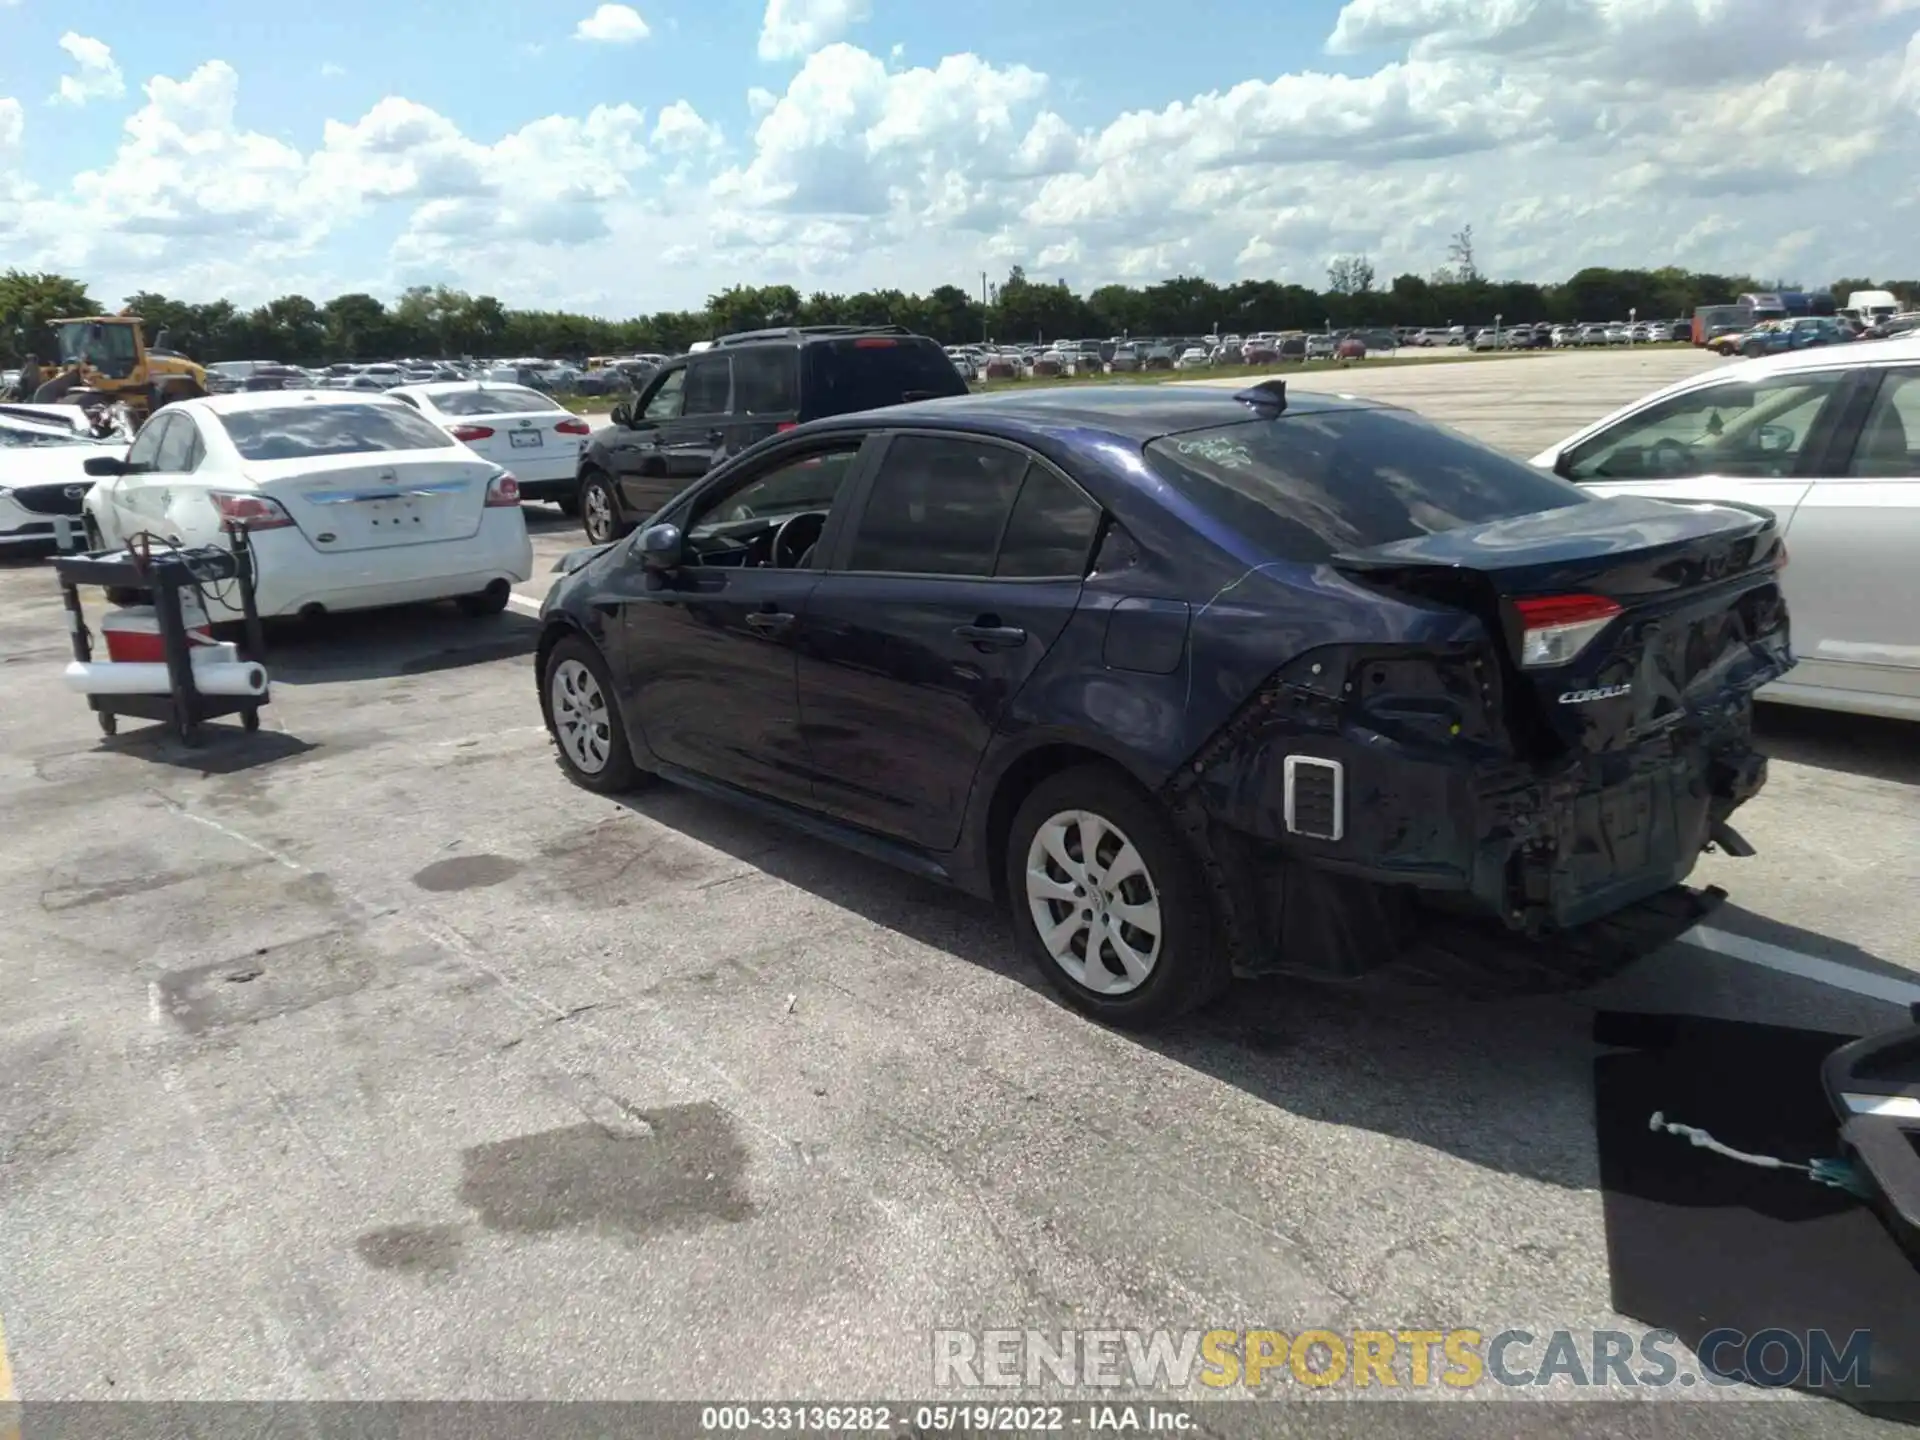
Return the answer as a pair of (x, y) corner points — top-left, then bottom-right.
(412, 854), (523, 892)
(458, 1101), (753, 1240)
(535, 821), (729, 907)
(153, 930), (375, 1035)
(356, 1222), (464, 1277)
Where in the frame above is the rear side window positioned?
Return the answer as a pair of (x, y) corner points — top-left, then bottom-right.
(804, 338), (967, 419)
(431, 387), (555, 417)
(732, 347), (799, 416)
(684, 355), (732, 416)
(216, 404), (457, 461)
(1143, 410), (1586, 563)
(995, 467), (1101, 578)
(847, 435), (1026, 576)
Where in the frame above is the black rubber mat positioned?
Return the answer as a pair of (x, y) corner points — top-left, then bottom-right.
(1594, 1011), (1920, 1417)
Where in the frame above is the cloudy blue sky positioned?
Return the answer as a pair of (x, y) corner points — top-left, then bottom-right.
(2, 0), (1917, 316)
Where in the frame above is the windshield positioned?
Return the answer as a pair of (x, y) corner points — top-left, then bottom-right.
(216, 404), (459, 461)
(0, 421), (91, 448)
(55, 321), (140, 376)
(429, 387), (556, 417)
(1144, 409), (1586, 563)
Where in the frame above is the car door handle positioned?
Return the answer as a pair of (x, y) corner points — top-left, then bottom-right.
(744, 611), (794, 635)
(954, 622), (1027, 648)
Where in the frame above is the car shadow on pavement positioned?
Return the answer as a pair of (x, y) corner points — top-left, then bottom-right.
(253, 605), (542, 685)
(603, 783), (1775, 1196)
(1755, 703), (1920, 786)
(91, 724), (318, 773)
(521, 505), (582, 536)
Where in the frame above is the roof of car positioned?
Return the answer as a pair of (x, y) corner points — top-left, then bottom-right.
(389, 380), (554, 399)
(181, 389), (408, 416)
(814, 382), (1390, 443)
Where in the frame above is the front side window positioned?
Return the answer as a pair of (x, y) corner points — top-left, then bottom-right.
(684, 356), (732, 416)
(1847, 368), (1920, 477)
(125, 415), (170, 471)
(846, 435), (1028, 576)
(1563, 372), (1846, 482)
(215, 403), (457, 462)
(691, 446), (862, 536)
(153, 414), (199, 472)
(642, 368), (687, 422)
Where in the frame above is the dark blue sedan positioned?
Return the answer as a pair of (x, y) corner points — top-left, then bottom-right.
(534, 382), (1793, 1027)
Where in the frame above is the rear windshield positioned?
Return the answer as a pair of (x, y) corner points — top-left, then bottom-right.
(216, 404), (457, 461)
(430, 386), (555, 417)
(1143, 409), (1587, 563)
(804, 339), (967, 417)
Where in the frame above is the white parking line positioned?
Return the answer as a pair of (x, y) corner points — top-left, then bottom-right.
(1683, 924), (1920, 1008)
(507, 593), (543, 617)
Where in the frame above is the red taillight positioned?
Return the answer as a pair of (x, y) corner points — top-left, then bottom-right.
(1512, 593), (1622, 668)
(853, 338), (897, 348)
(450, 424), (495, 442)
(211, 492), (295, 531)
(555, 418), (590, 435)
(776, 421), (798, 432)
(485, 471), (521, 507)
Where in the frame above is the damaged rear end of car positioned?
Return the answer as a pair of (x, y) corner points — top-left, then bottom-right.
(1142, 403), (1795, 980)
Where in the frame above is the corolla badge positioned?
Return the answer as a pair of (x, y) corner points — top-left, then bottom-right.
(1559, 683), (1633, 704)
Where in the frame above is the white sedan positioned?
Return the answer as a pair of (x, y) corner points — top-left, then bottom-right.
(1, 416), (127, 552)
(81, 392), (533, 620)
(1529, 336), (1920, 721)
(386, 381), (592, 511)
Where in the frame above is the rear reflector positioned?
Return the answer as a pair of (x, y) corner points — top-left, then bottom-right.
(450, 424), (496, 442)
(555, 418), (590, 436)
(485, 472), (521, 507)
(1513, 593), (1622, 668)
(776, 421), (798, 432)
(1283, 756), (1344, 842)
(211, 492), (295, 532)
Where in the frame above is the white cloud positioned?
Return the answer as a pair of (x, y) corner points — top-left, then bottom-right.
(758, 0), (871, 62)
(52, 33), (125, 106)
(8, 5), (1920, 316)
(573, 4), (650, 44)
(320, 63), (346, 79)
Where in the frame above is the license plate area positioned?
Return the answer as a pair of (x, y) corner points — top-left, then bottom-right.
(362, 497), (425, 530)
(510, 431), (543, 449)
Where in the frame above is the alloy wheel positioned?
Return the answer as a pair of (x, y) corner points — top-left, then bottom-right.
(582, 481), (613, 543)
(1024, 808), (1164, 996)
(550, 658), (612, 774)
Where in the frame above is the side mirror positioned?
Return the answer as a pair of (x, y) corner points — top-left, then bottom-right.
(637, 522), (683, 572)
(83, 455), (126, 477)
(609, 401), (633, 427)
(1550, 449), (1574, 480)
(1757, 424), (1794, 455)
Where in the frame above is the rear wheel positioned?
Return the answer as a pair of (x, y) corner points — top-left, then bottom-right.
(1005, 764), (1226, 1028)
(540, 635), (646, 793)
(579, 470), (628, 545)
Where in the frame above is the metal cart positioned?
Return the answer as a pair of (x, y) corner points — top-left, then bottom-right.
(53, 528), (270, 745)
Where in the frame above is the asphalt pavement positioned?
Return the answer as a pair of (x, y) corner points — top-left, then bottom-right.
(1, 347), (1915, 1431)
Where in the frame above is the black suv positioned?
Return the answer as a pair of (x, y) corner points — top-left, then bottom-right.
(574, 325), (967, 543)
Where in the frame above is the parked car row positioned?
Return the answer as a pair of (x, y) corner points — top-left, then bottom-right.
(200, 354), (667, 399)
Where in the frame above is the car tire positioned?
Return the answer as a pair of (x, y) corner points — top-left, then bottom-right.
(540, 633), (647, 794)
(579, 470), (629, 545)
(1005, 763), (1227, 1029)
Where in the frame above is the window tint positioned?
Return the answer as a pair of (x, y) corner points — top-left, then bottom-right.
(642, 368), (687, 421)
(684, 355), (732, 416)
(0, 423), (88, 448)
(1565, 373), (1845, 481)
(1848, 368), (1920, 477)
(803, 338), (967, 418)
(1144, 411), (1587, 564)
(126, 415), (171, 471)
(215, 403), (457, 462)
(848, 436), (1026, 576)
(431, 386), (556, 417)
(692, 446), (862, 533)
(732, 347), (799, 415)
(995, 466), (1101, 578)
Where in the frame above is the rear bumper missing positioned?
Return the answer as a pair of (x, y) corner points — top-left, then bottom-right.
(1174, 720), (1769, 980)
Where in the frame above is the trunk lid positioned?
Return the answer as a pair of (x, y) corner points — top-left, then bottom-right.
(249, 453), (495, 553)
(1333, 494), (1792, 754)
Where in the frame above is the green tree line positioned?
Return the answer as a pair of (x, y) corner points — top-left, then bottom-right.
(5, 263), (1916, 369)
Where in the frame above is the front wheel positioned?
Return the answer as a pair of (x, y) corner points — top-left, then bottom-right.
(579, 471), (629, 545)
(540, 634), (648, 793)
(1005, 764), (1226, 1029)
